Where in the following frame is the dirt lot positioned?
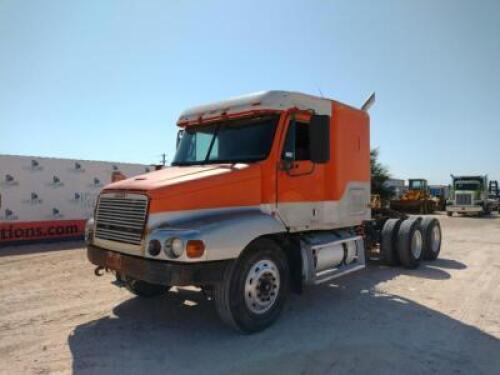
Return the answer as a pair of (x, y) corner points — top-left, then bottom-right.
(1, 214), (499, 375)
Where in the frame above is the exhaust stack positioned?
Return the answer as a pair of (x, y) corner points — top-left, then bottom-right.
(361, 92), (376, 112)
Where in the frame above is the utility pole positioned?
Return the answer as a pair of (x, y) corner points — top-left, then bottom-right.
(161, 153), (166, 166)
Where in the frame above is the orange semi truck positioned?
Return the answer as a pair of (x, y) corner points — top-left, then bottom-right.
(86, 91), (442, 332)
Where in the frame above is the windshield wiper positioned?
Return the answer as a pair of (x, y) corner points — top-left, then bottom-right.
(204, 123), (221, 163)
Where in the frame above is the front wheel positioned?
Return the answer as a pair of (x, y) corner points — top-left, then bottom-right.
(214, 239), (289, 333)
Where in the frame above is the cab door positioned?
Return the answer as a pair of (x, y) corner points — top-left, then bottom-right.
(276, 113), (326, 231)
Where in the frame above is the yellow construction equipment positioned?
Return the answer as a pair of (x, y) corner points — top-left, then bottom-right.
(390, 179), (436, 214)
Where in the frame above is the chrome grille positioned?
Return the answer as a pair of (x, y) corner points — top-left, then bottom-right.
(94, 194), (148, 245)
(456, 193), (472, 206)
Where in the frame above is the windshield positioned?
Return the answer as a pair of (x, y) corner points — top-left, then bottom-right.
(455, 181), (480, 191)
(409, 180), (426, 190)
(172, 115), (279, 165)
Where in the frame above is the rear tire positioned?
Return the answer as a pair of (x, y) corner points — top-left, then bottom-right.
(380, 218), (402, 266)
(446, 211), (453, 217)
(397, 217), (424, 269)
(420, 217), (442, 260)
(125, 277), (168, 297)
(214, 238), (289, 333)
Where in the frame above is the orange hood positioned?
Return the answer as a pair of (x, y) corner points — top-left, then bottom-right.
(103, 163), (263, 213)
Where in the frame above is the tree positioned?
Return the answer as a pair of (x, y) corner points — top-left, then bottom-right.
(371, 148), (394, 201)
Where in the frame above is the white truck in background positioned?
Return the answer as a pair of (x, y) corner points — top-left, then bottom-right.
(446, 175), (498, 216)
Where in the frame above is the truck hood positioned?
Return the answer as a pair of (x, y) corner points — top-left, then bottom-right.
(104, 163), (263, 213)
(104, 164), (253, 193)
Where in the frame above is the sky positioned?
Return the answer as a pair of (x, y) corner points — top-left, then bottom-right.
(1, 0), (499, 185)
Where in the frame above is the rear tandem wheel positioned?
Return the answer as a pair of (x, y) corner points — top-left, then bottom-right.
(420, 217), (442, 260)
(380, 218), (403, 266)
(397, 217), (424, 269)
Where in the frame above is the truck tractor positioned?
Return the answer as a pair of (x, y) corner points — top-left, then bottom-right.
(446, 175), (497, 216)
(85, 91), (442, 332)
(389, 179), (436, 214)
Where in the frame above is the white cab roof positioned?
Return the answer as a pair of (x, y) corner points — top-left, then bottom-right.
(177, 90), (333, 124)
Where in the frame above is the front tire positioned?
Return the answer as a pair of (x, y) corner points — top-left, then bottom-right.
(214, 238), (289, 333)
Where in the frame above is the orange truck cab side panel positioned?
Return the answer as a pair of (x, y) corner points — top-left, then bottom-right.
(329, 101), (371, 200)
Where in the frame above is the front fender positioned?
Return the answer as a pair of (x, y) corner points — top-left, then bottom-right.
(145, 209), (286, 262)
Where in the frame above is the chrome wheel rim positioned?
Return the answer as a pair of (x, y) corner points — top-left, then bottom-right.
(431, 225), (441, 253)
(244, 259), (280, 314)
(411, 230), (423, 259)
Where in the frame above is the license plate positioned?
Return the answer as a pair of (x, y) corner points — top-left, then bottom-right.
(107, 252), (122, 271)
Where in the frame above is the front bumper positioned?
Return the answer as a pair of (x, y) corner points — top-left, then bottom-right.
(446, 205), (483, 213)
(87, 245), (231, 286)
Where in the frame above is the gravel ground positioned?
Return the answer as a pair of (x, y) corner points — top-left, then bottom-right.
(1, 213), (499, 375)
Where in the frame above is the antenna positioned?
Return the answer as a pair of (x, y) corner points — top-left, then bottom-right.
(361, 92), (375, 112)
(317, 87), (324, 98)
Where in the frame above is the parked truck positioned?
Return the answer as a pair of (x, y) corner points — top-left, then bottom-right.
(446, 175), (498, 216)
(85, 91), (442, 332)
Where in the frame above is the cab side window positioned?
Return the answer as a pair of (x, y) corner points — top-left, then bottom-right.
(282, 121), (310, 161)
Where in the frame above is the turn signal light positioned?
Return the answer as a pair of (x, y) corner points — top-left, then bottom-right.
(186, 240), (205, 258)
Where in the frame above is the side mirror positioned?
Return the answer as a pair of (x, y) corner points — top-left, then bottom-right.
(176, 130), (185, 149)
(281, 151), (294, 171)
(309, 114), (330, 163)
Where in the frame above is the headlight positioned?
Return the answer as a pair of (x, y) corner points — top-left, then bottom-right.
(164, 237), (184, 258)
